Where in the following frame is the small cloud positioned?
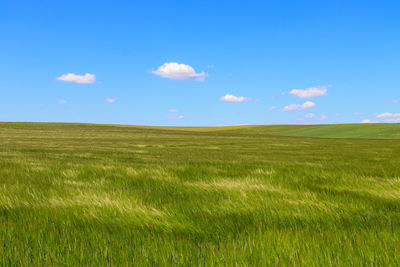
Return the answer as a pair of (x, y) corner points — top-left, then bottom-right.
(385, 118), (400, 123)
(319, 114), (327, 121)
(59, 99), (66, 104)
(360, 119), (372, 123)
(152, 62), (207, 81)
(254, 98), (260, 102)
(57, 73), (96, 84)
(206, 64), (214, 69)
(354, 112), (363, 115)
(283, 101), (316, 111)
(283, 104), (301, 111)
(106, 98), (116, 103)
(220, 94), (250, 103)
(305, 113), (315, 118)
(168, 115), (185, 120)
(301, 101), (316, 109)
(269, 106), (276, 111)
(376, 113), (400, 118)
(289, 85), (329, 98)
(392, 99), (398, 103)
(375, 113), (400, 123)
(169, 109), (179, 113)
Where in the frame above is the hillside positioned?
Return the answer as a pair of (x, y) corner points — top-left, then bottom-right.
(134, 123), (400, 139)
(277, 123), (400, 139)
(1, 122), (400, 265)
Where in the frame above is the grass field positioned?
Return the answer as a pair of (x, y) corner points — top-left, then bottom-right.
(1, 122), (400, 265)
(278, 123), (400, 139)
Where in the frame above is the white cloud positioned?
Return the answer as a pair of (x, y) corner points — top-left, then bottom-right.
(169, 109), (179, 113)
(269, 106), (277, 111)
(220, 94), (250, 103)
(57, 73), (96, 84)
(319, 114), (327, 121)
(106, 98), (116, 103)
(283, 104), (301, 111)
(59, 99), (66, 104)
(283, 101), (316, 111)
(376, 113), (400, 118)
(385, 118), (400, 123)
(152, 62), (207, 81)
(360, 119), (372, 123)
(168, 115), (185, 120)
(289, 85), (328, 98)
(305, 113), (315, 118)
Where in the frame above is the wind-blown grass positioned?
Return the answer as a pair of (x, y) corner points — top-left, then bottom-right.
(0, 122), (399, 265)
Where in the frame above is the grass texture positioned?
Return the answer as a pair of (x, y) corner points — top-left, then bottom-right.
(277, 123), (400, 139)
(0, 122), (400, 265)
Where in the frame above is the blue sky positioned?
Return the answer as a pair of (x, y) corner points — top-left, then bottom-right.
(0, 0), (399, 126)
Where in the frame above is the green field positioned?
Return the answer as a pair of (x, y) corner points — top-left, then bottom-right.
(278, 123), (400, 139)
(1, 122), (400, 265)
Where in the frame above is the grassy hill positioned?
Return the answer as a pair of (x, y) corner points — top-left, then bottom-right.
(0, 122), (400, 265)
(132, 123), (400, 139)
(277, 123), (400, 139)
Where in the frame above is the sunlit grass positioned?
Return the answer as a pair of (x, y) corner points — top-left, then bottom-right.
(0, 122), (399, 265)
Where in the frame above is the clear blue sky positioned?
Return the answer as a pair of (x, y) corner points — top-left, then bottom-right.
(1, 0), (399, 126)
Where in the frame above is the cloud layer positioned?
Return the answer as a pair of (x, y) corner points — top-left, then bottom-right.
(283, 101), (316, 111)
(57, 73), (96, 84)
(385, 118), (400, 123)
(376, 113), (400, 118)
(152, 62), (207, 81)
(375, 113), (400, 123)
(220, 94), (250, 102)
(289, 86), (328, 98)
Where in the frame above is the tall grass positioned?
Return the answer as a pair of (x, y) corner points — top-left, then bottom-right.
(0, 123), (399, 265)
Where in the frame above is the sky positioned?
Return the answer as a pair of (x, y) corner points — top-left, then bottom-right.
(0, 0), (399, 126)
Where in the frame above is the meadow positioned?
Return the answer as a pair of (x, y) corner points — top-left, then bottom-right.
(0, 122), (400, 265)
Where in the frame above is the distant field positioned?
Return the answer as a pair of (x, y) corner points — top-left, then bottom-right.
(133, 123), (400, 139)
(277, 123), (400, 139)
(1, 122), (400, 265)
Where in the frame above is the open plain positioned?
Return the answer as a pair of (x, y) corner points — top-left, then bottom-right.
(1, 122), (400, 265)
